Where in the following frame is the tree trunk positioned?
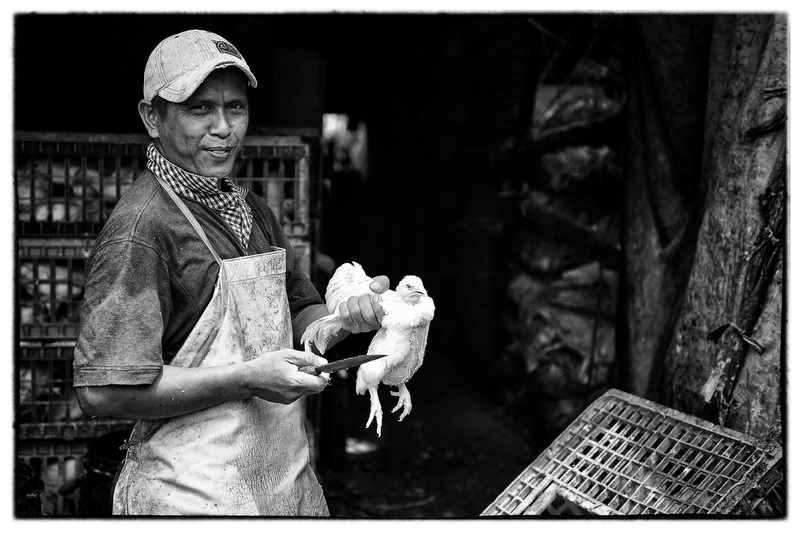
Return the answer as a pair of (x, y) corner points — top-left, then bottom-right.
(622, 15), (714, 400)
(662, 14), (786, 438)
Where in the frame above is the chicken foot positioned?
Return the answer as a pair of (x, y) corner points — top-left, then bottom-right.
(366, 387), (383, 437)
(390, 383), (412, 421)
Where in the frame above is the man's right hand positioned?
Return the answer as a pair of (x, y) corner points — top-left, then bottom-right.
(243, 349), (330, 404)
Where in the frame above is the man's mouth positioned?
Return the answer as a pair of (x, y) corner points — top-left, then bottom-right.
(205, 147), (234, 158)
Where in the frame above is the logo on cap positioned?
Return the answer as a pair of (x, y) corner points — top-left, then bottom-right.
(212, 40), (242, 59)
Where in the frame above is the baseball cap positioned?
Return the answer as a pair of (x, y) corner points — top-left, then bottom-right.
(143, 29), (258, 103)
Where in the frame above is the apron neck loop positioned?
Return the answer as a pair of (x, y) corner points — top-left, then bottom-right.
(153, 172), (224, 266)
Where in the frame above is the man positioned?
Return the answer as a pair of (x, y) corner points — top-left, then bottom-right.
(73, 29), (387, 516)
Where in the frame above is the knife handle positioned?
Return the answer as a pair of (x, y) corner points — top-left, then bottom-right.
(298, 365), (322, 375)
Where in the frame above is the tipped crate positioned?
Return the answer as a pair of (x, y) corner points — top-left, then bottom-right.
(481, 389), (784, 516)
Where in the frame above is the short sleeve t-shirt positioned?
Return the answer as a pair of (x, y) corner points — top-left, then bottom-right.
(73, 169), (322, 387)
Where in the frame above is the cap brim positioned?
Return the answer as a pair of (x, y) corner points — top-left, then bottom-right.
(156, 60), (258, 103)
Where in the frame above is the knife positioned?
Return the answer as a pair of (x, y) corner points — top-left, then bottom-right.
(302, 353), (390, 375)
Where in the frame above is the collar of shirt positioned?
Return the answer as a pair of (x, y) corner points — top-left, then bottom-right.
(146, 143), (253, 250)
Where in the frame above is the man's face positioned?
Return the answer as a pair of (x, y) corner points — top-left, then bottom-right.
(152, 68), (249, 179)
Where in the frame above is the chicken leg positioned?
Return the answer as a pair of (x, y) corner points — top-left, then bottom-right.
(390, 383), (412, 421)
(366, 386), (384, 437)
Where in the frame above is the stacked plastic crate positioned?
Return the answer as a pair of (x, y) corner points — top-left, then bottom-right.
(15, 131), (320, 515)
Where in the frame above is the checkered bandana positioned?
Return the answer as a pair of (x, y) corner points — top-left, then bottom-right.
(146, 143), (253, 249)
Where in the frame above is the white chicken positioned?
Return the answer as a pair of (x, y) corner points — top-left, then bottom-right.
(301, 262), (435, 436)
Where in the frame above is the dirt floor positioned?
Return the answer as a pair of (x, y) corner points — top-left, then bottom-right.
(313, 350), (537, 518)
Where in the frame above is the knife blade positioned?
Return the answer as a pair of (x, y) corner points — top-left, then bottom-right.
(305, 353), (390, 375)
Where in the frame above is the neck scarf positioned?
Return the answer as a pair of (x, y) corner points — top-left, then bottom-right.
(146, 143), (253, 249)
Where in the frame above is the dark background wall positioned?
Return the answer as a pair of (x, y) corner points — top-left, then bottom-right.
(15, 14), (338, 132)
(15, 14), (523, 131)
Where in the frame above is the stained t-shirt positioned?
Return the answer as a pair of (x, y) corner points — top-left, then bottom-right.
(73, 169), (323, 387)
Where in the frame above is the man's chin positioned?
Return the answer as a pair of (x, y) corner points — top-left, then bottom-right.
(199, 162), (237, 180)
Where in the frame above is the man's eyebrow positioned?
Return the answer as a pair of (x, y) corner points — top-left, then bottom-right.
(182, 96), (248, 107)
(181, 97), (212, 107)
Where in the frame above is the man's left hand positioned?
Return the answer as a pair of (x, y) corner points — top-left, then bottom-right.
(339, 275), (390, 333)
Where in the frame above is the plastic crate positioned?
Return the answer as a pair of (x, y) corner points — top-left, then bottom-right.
(15, 132), (314, 239)
(17, 339), (136, 439)
(16, 237), (311, 438)
(235, 138), (312, 240)
(18, 238), (93, 340)
(290, 237), (312, 278)
(481, 389), (784, 516)
(15, 133), (148, 236)
(17, 237), (311, 339)
(15, 130), (323, 511)
(17, 437), (91, 516)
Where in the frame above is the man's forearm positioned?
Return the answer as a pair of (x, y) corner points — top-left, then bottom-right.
(77, 348), (329, 420)
(76, 363), (251, 419)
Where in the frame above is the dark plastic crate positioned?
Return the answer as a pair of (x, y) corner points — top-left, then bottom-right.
(18, 236), (311, 343)
(15, 134), (147, 234)
(18, 238), (93, 339)
(17, 437), (91, 516)
(17, 340), (136, 439)
(15, 130), (322, 510)
(15, 132), (313, 240)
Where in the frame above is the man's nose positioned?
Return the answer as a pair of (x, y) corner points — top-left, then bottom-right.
(209, 108), (232, 137)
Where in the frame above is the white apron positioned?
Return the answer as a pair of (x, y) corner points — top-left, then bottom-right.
(111, 176), (328, 516)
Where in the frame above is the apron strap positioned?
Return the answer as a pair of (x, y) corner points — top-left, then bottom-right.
(153, 173), (223, 266)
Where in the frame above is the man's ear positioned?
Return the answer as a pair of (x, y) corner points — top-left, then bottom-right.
(138, 99), (160, 138)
